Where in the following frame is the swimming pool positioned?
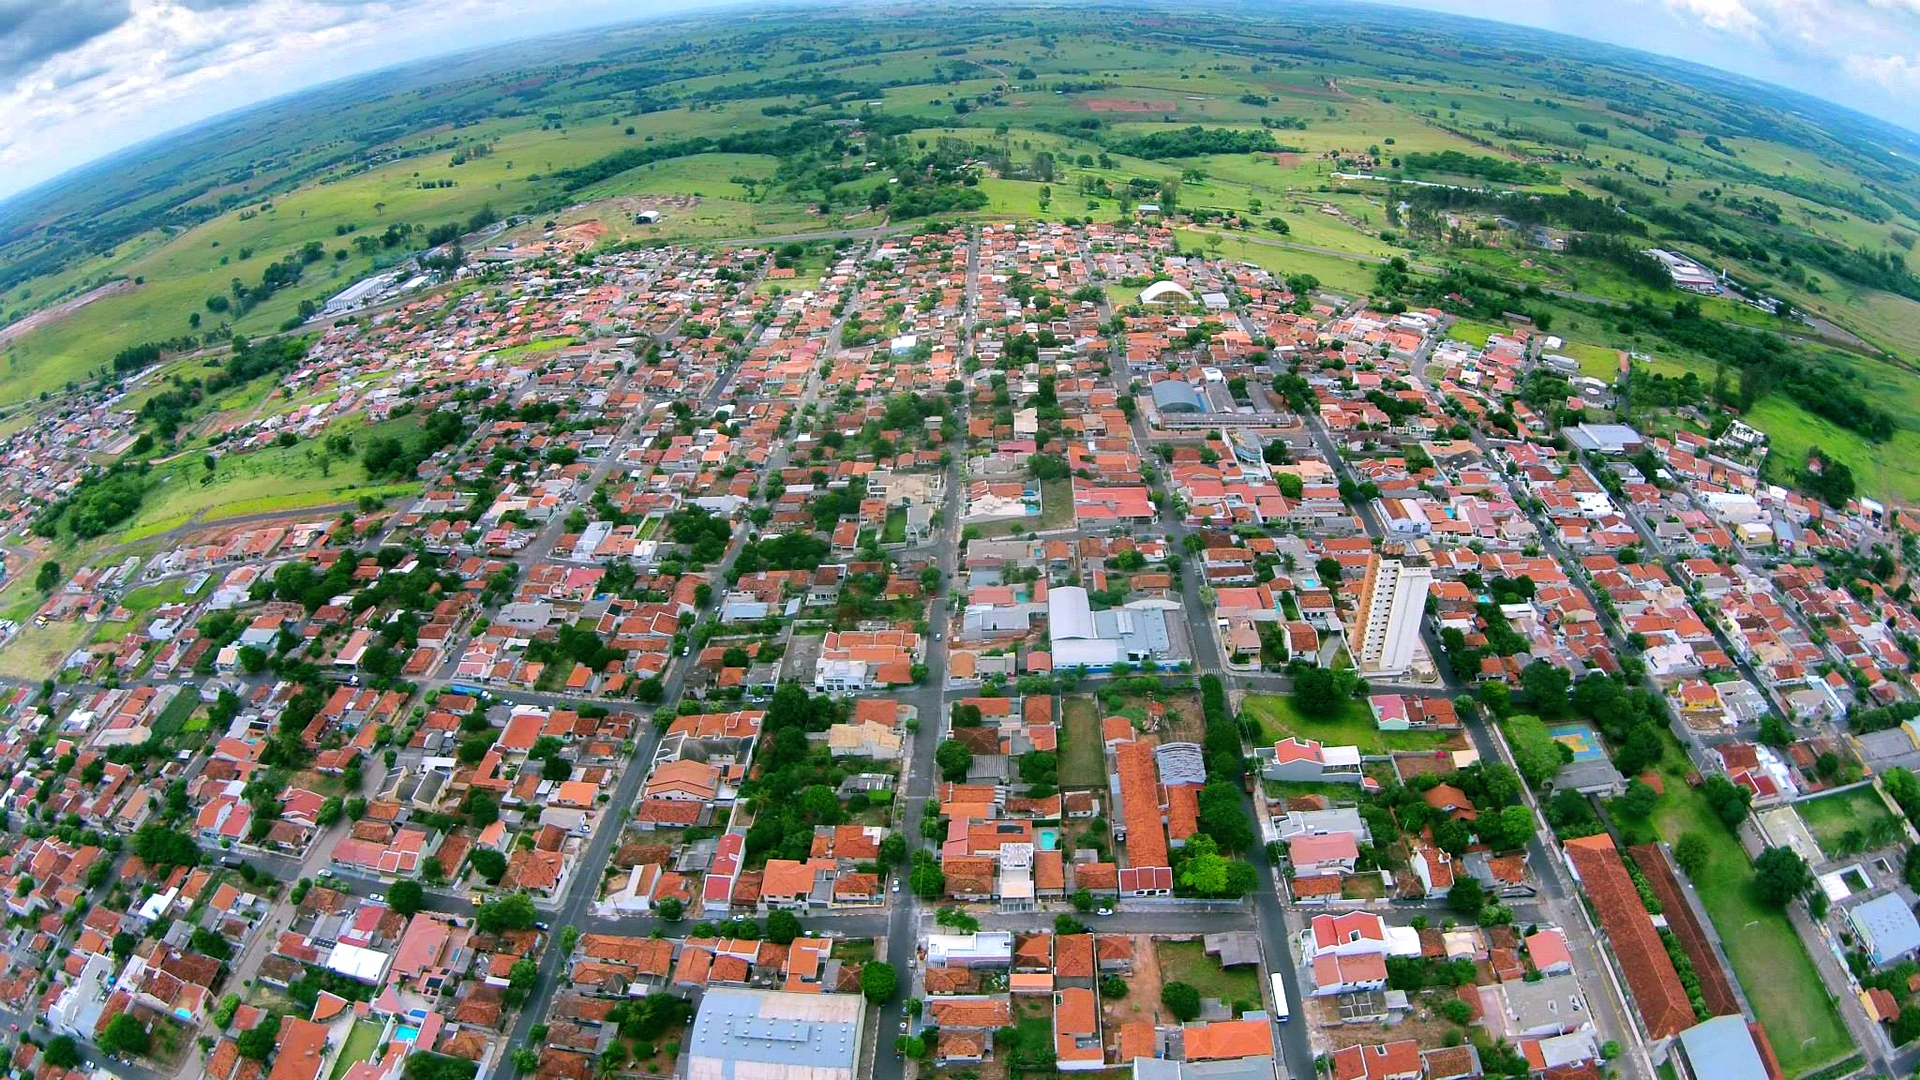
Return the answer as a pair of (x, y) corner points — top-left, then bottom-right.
(1037, 828), (1060, 850)
(395, 1025), (421, 1044)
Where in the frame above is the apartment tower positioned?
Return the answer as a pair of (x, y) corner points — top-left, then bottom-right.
(1347, 554), (1432, 676)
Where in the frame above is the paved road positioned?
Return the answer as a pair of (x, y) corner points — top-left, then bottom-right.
(1098, 248), (1314, 1080)
(871, 226), (980, 1080)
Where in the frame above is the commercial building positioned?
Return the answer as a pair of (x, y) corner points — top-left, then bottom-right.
(1671, 1015), (1773, 1080)
(1348, 556), (1431, 677)
(686, 987), (867, 1080)
(1849, 892), (1920, 967)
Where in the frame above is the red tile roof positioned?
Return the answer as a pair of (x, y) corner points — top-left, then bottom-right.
(1564, 834), (1695, 1038)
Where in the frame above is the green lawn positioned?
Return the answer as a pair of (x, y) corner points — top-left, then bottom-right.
(1556, 340), (1623, 379)
(1038, 477), (1073, 530)
(1747, 394), (1920, 506)
(882, 508), (906, 544)
(1446, 319), (1502, 347)
(1795, 785), (1900, 859)
(1653, 780), (1849, 1077)
(1155, 940), (1262, 1013)
(1241, 694), (1448, 755)
(1060, 696), (1105, 788)
(327, 1020), (385, 1080)
(0, 618), (91, 680)
(120, 427), (421, 542)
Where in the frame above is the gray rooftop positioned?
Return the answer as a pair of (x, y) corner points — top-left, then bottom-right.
(1850, 892), (1920, 965)
(1565, 423), (1644, 455)
(1152, 380), (1206, 414)
(1675, 1015), (1769, 1080)
(1134, 1055), (1278, 1080)
(687, 987), (866, 1080)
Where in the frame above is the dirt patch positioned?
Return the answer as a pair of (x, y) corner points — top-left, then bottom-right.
(0, 279), (136, 349)
(1085, 98), (1174, 113)
(1157, 691), (1206, 745)
(1273, 153), (1301, 168)
(1318, 994), (1464, 1050)
(1131, 935), (1168, 1021)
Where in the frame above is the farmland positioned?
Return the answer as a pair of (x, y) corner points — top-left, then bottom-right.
(0, 5), (1910, 507)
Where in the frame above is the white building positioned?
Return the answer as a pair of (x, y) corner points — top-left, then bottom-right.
(1348, 556), (1431, 677)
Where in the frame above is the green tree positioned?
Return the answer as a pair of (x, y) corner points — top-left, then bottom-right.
(910, 861), (946, 898)
(1702, 773), (1753, 829)
(657, 896), (684, 921)
(237, 1015), (281, 1061)
(1101, 974), (1129, 998)
(44, 1037), (81, 1069)
(34, 560), (61, 593)
(767, 909), (802, 945)
(1674, 832), (1711, 878)
(102, 1013), (151, 1056)
(1072, 888), (1094, 912)
(862, 961), (898, 1003)
(1753, 845), (1812, 907)
(935, 739), (974, 782)
(1161, 981), (1202, 1021)
(1504, 714), (1563, 788)
(1617, 779), (1658, 819)
(475, 892), (537, 934)
(387, 879), (424, 916)
(1520, 661), (1571, 719)
(505, 958), (539, 1005)
(1291, 666), (1344, 718)
(470, 848), (508, 882)
(1447, 875), (1487, 919)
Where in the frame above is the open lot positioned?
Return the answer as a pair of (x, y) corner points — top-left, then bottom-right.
(1796, 784), (1902, 860)
(1241, 693), (1451, 755)
(1153, 939), (1263, 1017)
(1059, 695), (1106, 789)
(327, 1020), (386, 1080)
(1651, 766), (1851, 1076)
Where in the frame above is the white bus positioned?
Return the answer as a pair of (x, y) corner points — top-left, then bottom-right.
(1269, 972), (1292, 1023)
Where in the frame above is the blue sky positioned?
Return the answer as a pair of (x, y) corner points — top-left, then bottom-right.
(0, 0), (1917, 200)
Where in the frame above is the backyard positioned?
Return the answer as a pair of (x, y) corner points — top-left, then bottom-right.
(1795, 783), (1902, 860)
(1059, 696), (1105, 789)
(327, 1020), (385, 1080)
(1153, 939), (1263, 1017)
(1241, 694), (1451, 755)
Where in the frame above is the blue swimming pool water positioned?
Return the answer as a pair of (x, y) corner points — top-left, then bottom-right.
(395, 1026), (421, 1043)
(1037, 829), (1060, 850)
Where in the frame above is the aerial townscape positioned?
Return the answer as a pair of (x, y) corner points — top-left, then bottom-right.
(3, 6), (1920, 1080)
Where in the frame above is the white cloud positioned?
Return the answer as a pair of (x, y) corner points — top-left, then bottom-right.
(0, 0), (678, 198)
(1846, 51), (1920, 93)
(1368, 0), (1920, 131)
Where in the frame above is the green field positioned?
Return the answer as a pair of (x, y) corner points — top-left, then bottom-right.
(1154, 940), (1263, 1014)
(1795, 785), (1901, 859)
(327, 1020), (386, 1080)
(1446, 319), (1503, 348)
(1241, 694), (1448, 755)
(1555, 341), (1624, 380)
(1059, 696), (1105, 788)
(120, 425), (422, 543)
(1176, 229), (1379, 295)
(0, 618), (91, 680)
(1747, 396), (1920, 505)
(1652, 774), (1850, 1076)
